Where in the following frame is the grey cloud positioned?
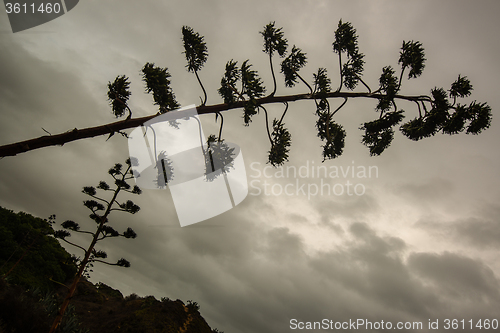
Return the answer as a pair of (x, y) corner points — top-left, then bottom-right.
(394, 178), (455, 205)
(450, 204), (500, 249)
(260, 227), (305, 262)
(455, 217), (500, 248)
(408, 252), (500, 302)
(119, 213), (500, 333)
(311, 191), (380, 225)
(415, 204), (500, 249)
(0, 36), (129, 219)
(0, 37), (111, 136)
(311, 223), (434, 318)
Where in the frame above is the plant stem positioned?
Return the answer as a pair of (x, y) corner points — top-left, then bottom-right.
(336, 52), (343, 92)
(49, 167), (129, 333)
(332, 97), (348, 116)
(296, 72), (313, 94)
(358, 77), (371, 94)
(0, 91), (433, 158)
(217, 112), (224, 141)
(195, 70), (207, 106)
(397, 67), (405, 91)
(277, 102), (289, 125)
(260, 105), (274, 146)
(269, 53), (277, 97)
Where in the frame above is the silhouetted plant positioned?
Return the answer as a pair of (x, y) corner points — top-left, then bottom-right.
(398, 40), (425, 83)
(360, 110), (405, 156)
(240, 60), (267, 124)
(50, 158), (141, 333)
(316, 112), (346, 161)
(268, 119), (291, 167)
(204, 135), (235, 181)
(155, 151), (174, 189)
(125, 293), (140, 301)
(107, 75), (132, 119)
(186, 300), (200, 313)
(333, 19), (366, 92)
(182, 26), (209, 105)
(261, 21), (288, 96)
(0, 20), (492, 165)
(281, 45), (310, 91)
(218, 60), (241, 104)
(141, 62), (180, 114)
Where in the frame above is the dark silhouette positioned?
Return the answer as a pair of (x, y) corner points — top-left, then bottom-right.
(49, 158), (141, 332)
(0, 21), (491, 166)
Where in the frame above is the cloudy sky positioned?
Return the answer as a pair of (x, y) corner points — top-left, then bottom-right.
(1, 1), (500, 332)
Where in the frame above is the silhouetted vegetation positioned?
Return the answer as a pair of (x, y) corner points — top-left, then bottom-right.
(0, 279), (51, 333)
(0, 20), (491, 160)
(0, 207), (76, 291)
(0, 207), (221, 333)
(50, 158), (141, 332)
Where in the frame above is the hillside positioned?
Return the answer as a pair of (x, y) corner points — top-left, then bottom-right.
(52, 279), (215, 333)
(0, 206), (220, 333)
(0, 207), (76, 291)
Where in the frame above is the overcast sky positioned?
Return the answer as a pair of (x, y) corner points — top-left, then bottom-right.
(1, 1), (500, 332)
